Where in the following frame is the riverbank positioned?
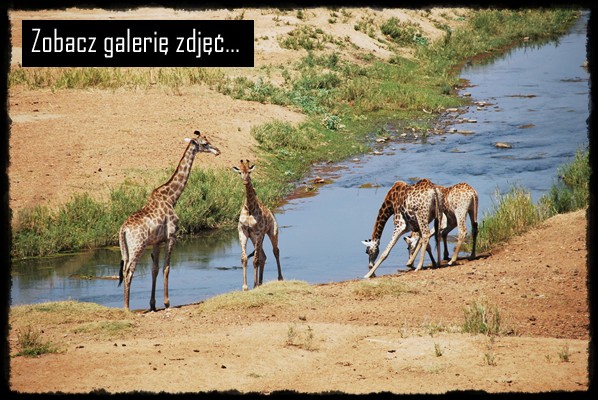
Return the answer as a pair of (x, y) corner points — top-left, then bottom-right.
(8, 209), (588, 394)
(8, 7), (581, 258)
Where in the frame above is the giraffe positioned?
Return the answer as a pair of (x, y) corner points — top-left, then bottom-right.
(233, 160), (283, 291)
(405, 182), (478, 266)
(362, 178), (443, 278)
(118, 131), (220, 311)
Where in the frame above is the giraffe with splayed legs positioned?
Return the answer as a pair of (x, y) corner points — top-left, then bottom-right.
(406, 182), (478, 266)
(233, 160), (283, 291)
(362, 179), (443, 278)
(118, 131), (220, 311)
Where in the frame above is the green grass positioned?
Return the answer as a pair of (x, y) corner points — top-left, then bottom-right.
(539, 148), (590, 215)
(475, 148), (589, 254)
(15, 325), (59, 357)
(10, 301), (135, 355)
(476, 186), (545, 254)
(462, 298), (502, 336)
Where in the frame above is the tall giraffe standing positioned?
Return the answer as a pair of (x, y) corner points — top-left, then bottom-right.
(118, 131), (220, 311)
(362, 179), (442, 278)
(405, 182), (478, 266)
(233, 160), (283, 291)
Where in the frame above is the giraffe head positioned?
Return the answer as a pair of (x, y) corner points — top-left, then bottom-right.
(404, 233), (419, 259)
(232, 159), (255, 185)
(404, 229), (435, 258)
(361, 238), (380, 269)
(184, 130), (221, 156)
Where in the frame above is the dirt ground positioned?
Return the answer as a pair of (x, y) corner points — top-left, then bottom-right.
(8, 209), (589, 394)
(6, 7), (590, 396)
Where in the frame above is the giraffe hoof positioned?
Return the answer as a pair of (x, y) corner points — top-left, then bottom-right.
(242, 285), (248, 291)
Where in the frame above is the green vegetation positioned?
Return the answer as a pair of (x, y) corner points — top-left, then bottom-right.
(9, 8), (582, 259)
(476, 148), (589, 254)
(539, 148), (590, 215)
(558, 344), (571, 362)
(15, 325), (58, 357)
(10, 301), (135, 355)
(286, 323), (317, 351)
(462, 298), (502, 336)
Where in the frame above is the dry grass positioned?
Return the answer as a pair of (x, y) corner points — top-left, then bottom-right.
(193, 280), (314, 313)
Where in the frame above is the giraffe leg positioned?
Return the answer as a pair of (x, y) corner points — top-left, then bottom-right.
(448, 211), (465, 266)
(364, 220), (407, 279)
(406, 237), (423, 268)
(239, 227), (250, 291)
(124, 247), (144, 311)
(163, 236), (175, 309)
(442, 229), (450, 261)
(414, 233), (431, 272)
(442, 217), (457, 261)
(258, 248), (267, 286)
(150, 245), (160, 311)
(253, 237), (264, 288)
(268, 228), (283, 281)
(122, 260), (135, 311)
(449, 231), (466, 266)
(426, 243), (437, 268)
(470, 221), (478, 260)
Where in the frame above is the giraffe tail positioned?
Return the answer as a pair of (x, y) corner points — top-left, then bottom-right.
(118, 227), (128, 287)
(118, 260), (124, 287)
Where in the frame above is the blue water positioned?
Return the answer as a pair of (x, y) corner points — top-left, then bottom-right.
(10, 12), (589, 310)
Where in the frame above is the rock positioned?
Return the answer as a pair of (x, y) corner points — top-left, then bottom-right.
(495, 142), (512, 149)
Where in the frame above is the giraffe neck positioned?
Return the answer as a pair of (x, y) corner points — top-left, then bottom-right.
(158, 143), (197, 207)
(243, 177), (260, 212)
(371, 200), (393, 241)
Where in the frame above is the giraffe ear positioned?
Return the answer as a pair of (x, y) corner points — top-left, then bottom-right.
(249, 165), (255, 172)
(362, 240), (371, 247)
(184, 138), (192, 143)
(232, 166), (241, 174)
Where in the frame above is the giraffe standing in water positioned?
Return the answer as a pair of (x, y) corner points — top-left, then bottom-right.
(118, 131), (220, 311)
(362, 178), (443, 278)
(405, 182), (478, 266)
(233, 160), (283, 291)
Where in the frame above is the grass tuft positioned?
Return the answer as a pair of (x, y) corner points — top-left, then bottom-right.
(195, 280), (313, 313)
(15, 325), (58, 357)
(353, 278), (415, 299)
(462, 298), (502, 336)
